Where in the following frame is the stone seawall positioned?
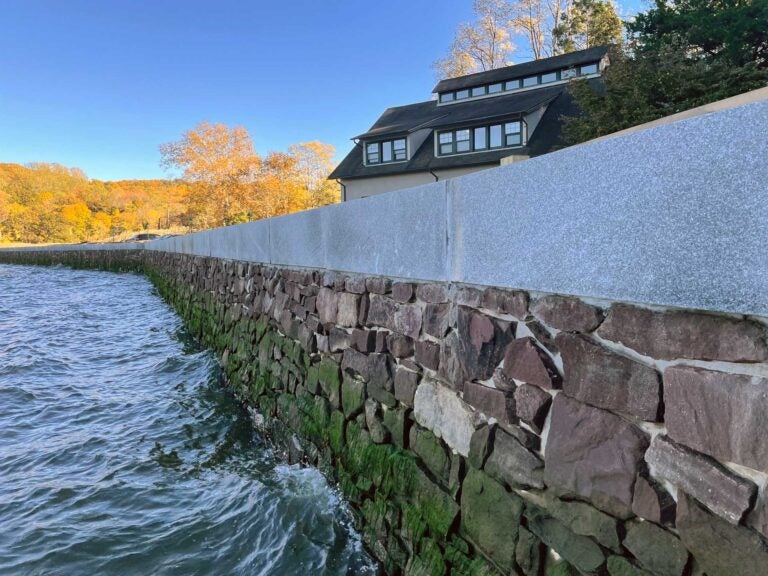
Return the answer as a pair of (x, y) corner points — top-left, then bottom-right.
(3, 247), (768, 576)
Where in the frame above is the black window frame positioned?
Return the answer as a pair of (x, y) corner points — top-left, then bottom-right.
(437, 120), (524, 156)
(365, 138), (408, 165)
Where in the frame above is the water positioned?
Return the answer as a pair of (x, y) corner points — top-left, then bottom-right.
(0, 264), (376, 576)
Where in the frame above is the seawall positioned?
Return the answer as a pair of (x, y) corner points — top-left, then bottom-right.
(2, 90), (768, 576)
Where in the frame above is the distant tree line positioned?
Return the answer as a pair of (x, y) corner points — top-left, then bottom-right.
(0, 125), (338, 244)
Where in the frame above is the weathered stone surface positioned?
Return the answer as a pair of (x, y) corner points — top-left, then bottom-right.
(364, 399), (389, 443)
(414, 379), (481, 457)
(624, 520), (689, 576)
(468, 424), (492, 470)
(394, 303), (422, 340)
(748, 491), (768, 540)
(525, 491), (621, 551)
(351, 328), (376, 352)
(410, 425), (451, 484)
(556, 333), (661, 421)
(598, 303), (768, 362)
(514, 384), (552, 434)
(329, 327), (351, 352)
(341, 349), (394, 399)
(382, 406), (408, 447)
(391, 282), (413, 302)
(316, 287), (338, 325)
(415, 340), (440, 371)
(544, 394), (649, 518)
(365, 276), (391, 295)
(527, 515), (605, 573)
(524, 319), (557, 353)
(394, 367), (419, 407)
(341, 375), (366, 419)
(606, 556), (653, 576)
(484, 427), (544, 488)
(344, 276), (367, 294)
(481, 287), (529, 319)
(455, 306), (515, 382)
(632, 476), (676, 525)
(365, 294), (397, 331)
(516, 526), (543, 576)
(665, 365), (768, 472)
(677, 492), (768, 576)
(645, 435), (756, 525)
(532, 295), (603, 333)
(336, 292), (360, 327)
(386, 333), (413, 358)
(461, 468), (523, 574)
(463, 382), (516, 425)
(423, 303), (450, 338)
(503, 337), (561, 389)
(416, 283), (448, 303)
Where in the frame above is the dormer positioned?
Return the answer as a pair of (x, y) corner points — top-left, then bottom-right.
(433, 46), (609, 105)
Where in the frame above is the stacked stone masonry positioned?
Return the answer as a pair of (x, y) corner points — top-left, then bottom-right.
(3, 247), (768, 576)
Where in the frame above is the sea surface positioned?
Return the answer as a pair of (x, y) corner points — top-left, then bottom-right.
(0, 264), (376, 575)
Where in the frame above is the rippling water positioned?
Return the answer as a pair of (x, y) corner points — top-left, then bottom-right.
(0, 264), (376, 575)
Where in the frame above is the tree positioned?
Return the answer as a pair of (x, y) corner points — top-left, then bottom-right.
(159, 121), (261, 227)
(288, 141), (339, 209)
(552, 0), (622, 54)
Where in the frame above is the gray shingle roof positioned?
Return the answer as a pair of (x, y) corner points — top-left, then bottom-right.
(432, 46), (608, 93)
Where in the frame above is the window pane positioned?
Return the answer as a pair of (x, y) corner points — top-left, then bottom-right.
(488, 83), (502, 93)
(504, 79), (520, 90)
(580, 63), (598, 74)
(522, 76), (538, 87)
(561, 67), (577, 79)
(505, 122), (521, 134)
(490, 125), (502, 147)
(474, 127), (487, 150)
(455, 89), (469, 99)
(366, 143), (379, 163)
(471, 86), (486, 97)
(382, 141), (392, 162)
(394, 149), (406, 161)
(439, 132), (453, 144)
(456, 129), (470, 141)
(439, 92), (454, 103)
(541, 72), (557, 83)
(393, 139), (406, 150)
(440, 143), (453, 155)
(505, 133), (522, 146)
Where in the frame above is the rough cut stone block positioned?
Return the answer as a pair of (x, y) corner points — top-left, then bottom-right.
(598, 303), (768, 362)
(544, 394), (649, 518)
(415, 283), (448, 303)
(365, 294), (396, 331)
(677, 492), (768, 576)
(484, 427), (544, 488)
(365, 277), (391, 295)
(645, 435), (756, 525)
(423, 303), (450, 338)
(665, 365), (768, 472)
(415, 340), (440, 371)
(341, 375), (366, 419)
(316, 287), (338, 325)
(606, 556), (653, 576)
(531, 295), (603, 333)
(456, 306), (514, 382)
(409, 425), (451, 484)
(386, 333), (413, 358)
(482, 287), (529, 319)
(336, 292), (360, 327)
(468, 424), (492, 470)
(632, 476), (676, 526)
(461, 468), (523, 574)
(502, 337), (561, 389)
(394, 367), (419, 407)
(364, 399), (389, 443)
(624, 520), (689, 576)
(341, 349), (393, 394)
(556, 333), (661, 421)
(351, 328), (375, 352)
(527, 515), (605, 573)
(516, 526), (543, 576)
(748, 492), (768, 540)
(514, 384), (552, 434)
(329, 327), (351, 352)
(414, 379), (481, 457)
(394, 303), (422, 340)
(391, 282), (413, 302)
(462, 381), (515, 425)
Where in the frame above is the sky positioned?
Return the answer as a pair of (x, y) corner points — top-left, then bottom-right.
(0, 0), (646, 181)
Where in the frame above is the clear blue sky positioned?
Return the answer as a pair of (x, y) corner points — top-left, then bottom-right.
(0, 0), (646, 181)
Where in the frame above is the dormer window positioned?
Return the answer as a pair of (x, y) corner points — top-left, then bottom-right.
(366, 138), (407, 165)
(437, 120), (524, 156)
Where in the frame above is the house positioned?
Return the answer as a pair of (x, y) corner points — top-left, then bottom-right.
(329, 46), (609, 201)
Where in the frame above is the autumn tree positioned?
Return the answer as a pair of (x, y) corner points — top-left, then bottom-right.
(160, 121), (261, 228)
(288, 141), (339, 209)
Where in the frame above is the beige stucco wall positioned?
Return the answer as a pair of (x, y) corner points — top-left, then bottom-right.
(343, 165), (494, 201)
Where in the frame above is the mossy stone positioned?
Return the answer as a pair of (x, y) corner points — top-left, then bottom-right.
(341, 375), (366, 419)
